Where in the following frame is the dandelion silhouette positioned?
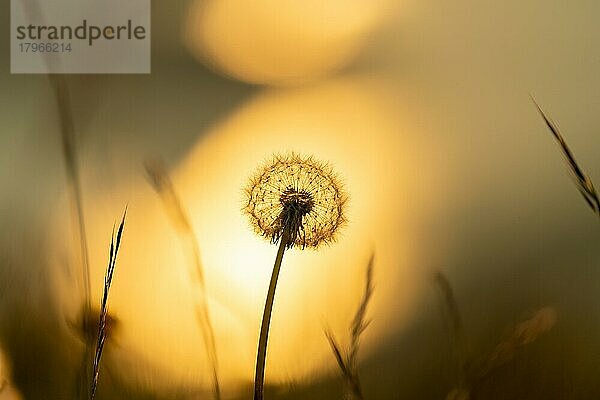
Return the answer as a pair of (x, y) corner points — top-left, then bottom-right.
(243, 153), (348, 400)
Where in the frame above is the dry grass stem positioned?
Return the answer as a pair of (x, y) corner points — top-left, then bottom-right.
(90, 210), (127, 400)
(531, 97), (600, 217)
(325, 253), (374, 400)
(19, 1), (92, 312)
(432, 270), (468, 386)
(479, 307), (557, 377)
(446, 307), (558, 400)
(145, 160), (221, 400)
(48, 66), (95, 400)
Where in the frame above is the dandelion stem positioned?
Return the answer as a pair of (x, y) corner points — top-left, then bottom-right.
(254, 228), (290, 400)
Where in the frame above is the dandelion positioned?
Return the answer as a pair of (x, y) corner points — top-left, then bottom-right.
(243, 153), (348, 400)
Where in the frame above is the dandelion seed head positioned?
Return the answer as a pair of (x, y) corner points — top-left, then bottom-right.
(244, 153), (348, 249)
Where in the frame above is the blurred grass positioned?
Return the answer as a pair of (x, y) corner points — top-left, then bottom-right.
(145, 159), (221, 400)
(325, 253), (374, 400)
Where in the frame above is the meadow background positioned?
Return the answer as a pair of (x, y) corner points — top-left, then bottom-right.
(1, 0), (600, 399)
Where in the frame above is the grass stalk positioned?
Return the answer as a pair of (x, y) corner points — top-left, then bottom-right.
(90, 210), (126, 399)
(432, 270), (468, 387)
(18, 2), (92, 311)
(325, 253), (374, 400)
(446, 307), (557, 400)
(145, 161), (221, 400)
(477, 307), (557, 383)
(531, 97), (600, 218)
(49, 76), (92, 312)
(49, 72), (95, 400)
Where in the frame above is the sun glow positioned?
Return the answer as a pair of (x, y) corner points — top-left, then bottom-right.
(184, 0), (396, 85)
(61, 75), (440, 392)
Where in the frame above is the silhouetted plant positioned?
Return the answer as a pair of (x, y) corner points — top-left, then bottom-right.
(325, 254), (374, 400)
(243, 153), (348, 400)
(446, 307), (557, 400)
(432, 270), (469, 388)
(145, 159), (221, 400)
(532, 97), (600, 218)
(90, 210), (127, 400)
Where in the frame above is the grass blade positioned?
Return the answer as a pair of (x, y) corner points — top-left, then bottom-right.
(531, 97), (600, 217)
(325, 253), (374, 400)
(90, 209), (127, 399)
(145, 160), (221, 400)
(446, 307), (557, 400)
(480, 307), (557, 378)
(432, 270), (468, 387)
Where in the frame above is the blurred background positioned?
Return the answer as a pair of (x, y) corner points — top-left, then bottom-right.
(1, 0), (600, 399)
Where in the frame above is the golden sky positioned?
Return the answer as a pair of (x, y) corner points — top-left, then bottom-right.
(1, 0), (600, 398)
